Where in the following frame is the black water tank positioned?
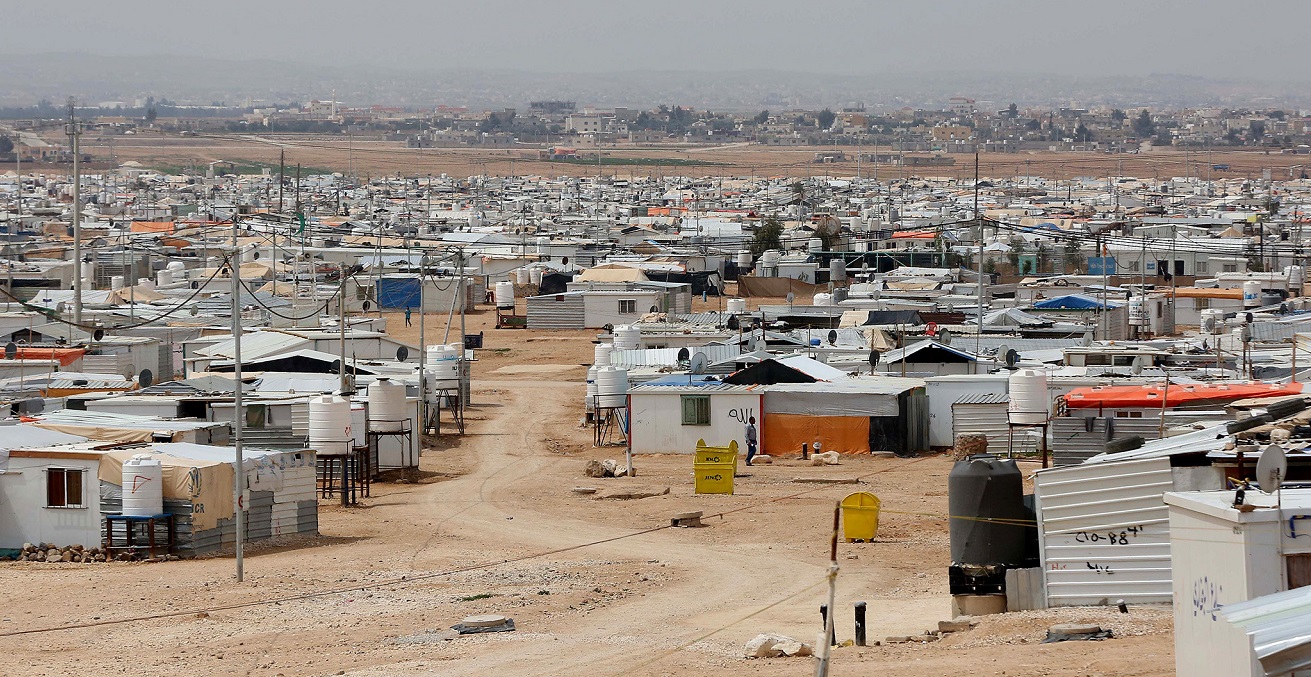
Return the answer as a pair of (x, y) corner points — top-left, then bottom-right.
(948, 454), (1028, 568)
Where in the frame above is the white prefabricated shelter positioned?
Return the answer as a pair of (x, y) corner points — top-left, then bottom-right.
(924, 374), (1010, 449)
(1166, 489), (1311, 677)
(526, 290), (664, 329)
(628, 382), (762, 454)
(1032, 425), (1230, 607)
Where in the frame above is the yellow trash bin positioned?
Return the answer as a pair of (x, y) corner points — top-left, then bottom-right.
(694, 462), (736, 495)
(694, 439), (739, 470)
(841, 491), (881, 541)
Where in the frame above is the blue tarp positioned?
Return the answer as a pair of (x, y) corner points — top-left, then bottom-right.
(1032, 294), (1121, 310)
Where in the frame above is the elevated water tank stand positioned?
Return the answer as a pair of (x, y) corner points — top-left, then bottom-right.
(593, 405), (628, 447)
(104, 513), (175, 560)
(317, 450), (369, 506)
(433, 389), (465, 435)
(367, 419), (416, 475)
(1006, 421), (1050, 468)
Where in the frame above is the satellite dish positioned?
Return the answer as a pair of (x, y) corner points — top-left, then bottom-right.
(330, 359), (342, 374)
(561, 256), (569, 265)
(362, 300), (372, 312)
(726, 315), (740, 330)
(786, 292), (795, 305)
(190, 306), (199, 316)
(139, 368), (153, 389)
(938, 329), (952, 346)
(689, 353), (708, 375)
(396, 346), (409, 362)
(1004, 349), (1020, 368)
(649, 305), (660, 313)
(3, 342), (15, 360)
(1202, 339), (1210, 351)
(1246, 312), (1254, 324)
(996, 343), (1011, 362)
(1131, 355), (1149, 375)
(677, 347), (691, 363)
(827, 329), (838, 345)
(92, 328), (105, 342)
(1082, 330), (1095, 347)
(1255, 445), (1288, 494)
(602, 323), (614, 333)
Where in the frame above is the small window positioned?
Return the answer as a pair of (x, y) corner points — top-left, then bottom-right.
(1223, 264), (1237, 273)
(681, 395), (711, 425)
(1195, 261), (1208, 274)
(618, 299), (636, 314)
(46, 468), (85, 508)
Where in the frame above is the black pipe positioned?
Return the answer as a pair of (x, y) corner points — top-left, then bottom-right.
(854, 601), (867, 646)
(820, 604), (835, 646)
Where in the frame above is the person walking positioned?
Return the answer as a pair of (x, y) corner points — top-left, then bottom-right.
(744, 416), (758, 466)
(404, 306), (412, 327)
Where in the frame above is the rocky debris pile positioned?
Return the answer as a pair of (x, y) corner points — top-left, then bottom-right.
(9, 542), (106, 563)
(886, 616), (978, 645)
(4, 542), (181, 563)
(810, 451), (841, 466)
(744, 633), (813, 658)
(953, 433), (988, 460)
(584, 459), (629, 478)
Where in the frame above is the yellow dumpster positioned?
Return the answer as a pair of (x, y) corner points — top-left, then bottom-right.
(841, 492), (881, 541)
(694, 439), (740, 469)
(694, 462), (736, 495)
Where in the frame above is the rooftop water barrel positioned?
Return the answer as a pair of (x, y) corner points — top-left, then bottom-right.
(614, 325), (641, 350)
(515, 268), (530, 285)
(1243, 280), (1262, 308)
(111, 275), (125, 291)
(813, 292), (833, 306)
(726, 298), (747, 314)
(367, 378), (407, 432)
(948, 454), (1028, 568)
(309, 394), (353, 456)
(595, 366), (629, 409)
(166, 261), (185, 273)
(156, 269), (172, 287)
(468, 213), (482, 228)
(122, 454), (164, 517)
(494, 281), (515, 309)
(350, 403), (367, 448)
(530, 268), (543, 286)
(1007, 369), (1049, 424)
(736, 252), (753, 269)
(1289, 265), (1305, 293)
(536, 236), (548, 254)
(593, 342), (613, 367)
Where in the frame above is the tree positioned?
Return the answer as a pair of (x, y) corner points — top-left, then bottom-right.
(1250, 120), (1266, 140)
(0, 134), (13, 156)
(1132, 110), (1155, 138)
(1007, 103), (1018, 118)
(1063, 237), (1084, 273)
(751, 215), (784, 256)
(753, 110), (769, 125)
(817, 108), (836, 130)
(145, 107), (157, 125)
(1025, 118), (1041, 131)
(1074, 123), (1094, 142)
(1111, 108), (1127, 122)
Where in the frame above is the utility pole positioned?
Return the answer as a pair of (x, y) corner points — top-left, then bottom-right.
(278, 148), (285, 214)
(339, 263), (349, 393)
(974, 151), (984, 358)
(231, 214), (245, 582)
(67, 98), (83, 325)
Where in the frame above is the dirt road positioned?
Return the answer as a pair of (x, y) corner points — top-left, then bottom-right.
(0, 318), (1174, 674)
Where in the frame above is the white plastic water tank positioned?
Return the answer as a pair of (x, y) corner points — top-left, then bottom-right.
(1243, 280), (1262, 308)
(121, 454), (164, 517)
(736, 252), (753, 268)
(585, 365), (598, 411)
(726, 298), (747, 314)
(111, 275), (125, 290)
(350, 403), (367, 449)
(367, 378), (407, 432)
(849, 283), (877, 297)
(530, 268), (543, 286)
(593, 342), (613, 367)
(156, 269), (172, 287)
(468, 212), (483, 228)
(813, 292), (833, 306)
(595, 366), (629, 408)
(516, 268), (530, 285)
(1007, 369), (1050, 424)
(536, 236), (548, 254)
(494, 281), (515, 309)
(1128, 296), (1147, 326)
(614, 325), (641, 350)
(166, 261), (185, 273)
(425, 344), (460, 394)
(81, 261), (94, 280)
(309, 395), (353, 456)
(1289, 265), (1306, 291)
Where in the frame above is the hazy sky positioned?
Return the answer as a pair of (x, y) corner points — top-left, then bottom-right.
(10, 0), (1308, 80)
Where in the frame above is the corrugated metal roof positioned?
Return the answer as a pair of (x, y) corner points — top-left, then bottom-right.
(952, 392), (1010, 405)
(629, 382), (758, 394)
(1220, 585), (1311, 676)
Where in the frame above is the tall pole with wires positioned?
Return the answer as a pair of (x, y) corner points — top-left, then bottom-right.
(974, 152), (983, 358)
(67, 98), (83, 325)
(231, 214), (245, 582)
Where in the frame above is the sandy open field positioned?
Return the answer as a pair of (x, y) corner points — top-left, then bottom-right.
(0, 299), (1176, 676)
(43, 130), (1308, 182)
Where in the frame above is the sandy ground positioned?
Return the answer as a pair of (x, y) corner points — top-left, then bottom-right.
(0, 306), (1176, 676)
(34, 130), (1306, 182)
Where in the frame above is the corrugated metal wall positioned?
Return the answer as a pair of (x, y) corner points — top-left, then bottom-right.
(526, 295), (585, 329)
(1034, 457), (1174, 607)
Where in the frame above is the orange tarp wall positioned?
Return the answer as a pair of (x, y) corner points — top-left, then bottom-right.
(762, 414), (870, 455)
